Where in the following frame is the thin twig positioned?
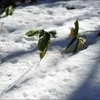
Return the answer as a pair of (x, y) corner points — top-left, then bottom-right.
(85, 30), (100, 32)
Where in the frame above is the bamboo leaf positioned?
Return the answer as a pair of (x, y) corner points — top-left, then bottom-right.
(9, 5), (14, 15)
(5, 5), (14, 16)
(70, 19), (79, 37)
(61, 37), (77, 54)
(78, 35), (87, 49)
(74, 36), (87, 53)
(0, 5), (14, 16)
(25, 30), (42, 37)
(38, 31), (50, 59)
(74, 19), (79, 37)
(39, 29), (45, 38)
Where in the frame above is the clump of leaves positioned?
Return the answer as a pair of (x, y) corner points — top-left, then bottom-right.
(5, 5), (14, 16)
(25, 29), (56, 60)
(61, 19), (87, 54)
(0, 5), (14, 16)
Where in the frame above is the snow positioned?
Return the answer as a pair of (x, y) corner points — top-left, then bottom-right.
(0, 0), (100, 99)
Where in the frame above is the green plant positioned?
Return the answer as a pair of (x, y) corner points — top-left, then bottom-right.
(25, 29), (56, 60)
(0, 5), (14, 16)
(61, 19), (87, 54)
(5, 5), (14, 16)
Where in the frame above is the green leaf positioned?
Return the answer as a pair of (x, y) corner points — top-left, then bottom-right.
(5, 7), (9, 16)
(38, 31), (51, 59)
(49, 30), (57, 38)
(25, 30), (42, 37)
(61, 37), (77, 54)
(70, 19), (79, 37)
(5, 5), (14, 16)
(78, 35), (87, 49)
(9, 5), (14, 15)
(74, 35), (87, 53)
(39, 29), (45, 38)
(74, 19), (79, 37)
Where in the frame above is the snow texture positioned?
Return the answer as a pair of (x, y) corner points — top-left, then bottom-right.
(0, 0), (100, 99)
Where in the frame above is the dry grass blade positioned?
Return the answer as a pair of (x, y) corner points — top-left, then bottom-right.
(0, 22), (4, 34)
(70, 28), (74, 36)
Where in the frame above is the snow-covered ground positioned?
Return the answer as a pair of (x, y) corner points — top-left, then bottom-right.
(0, 0), (100, 99)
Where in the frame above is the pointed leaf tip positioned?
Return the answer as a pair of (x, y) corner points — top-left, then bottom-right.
(25, 30), (41, 37)
(70, 19), (79, 37)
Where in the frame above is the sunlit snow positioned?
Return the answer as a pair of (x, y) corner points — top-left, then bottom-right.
(0, 0), (100, 99)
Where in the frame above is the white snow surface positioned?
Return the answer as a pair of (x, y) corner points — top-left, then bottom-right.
(0, 0), (100, 99)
